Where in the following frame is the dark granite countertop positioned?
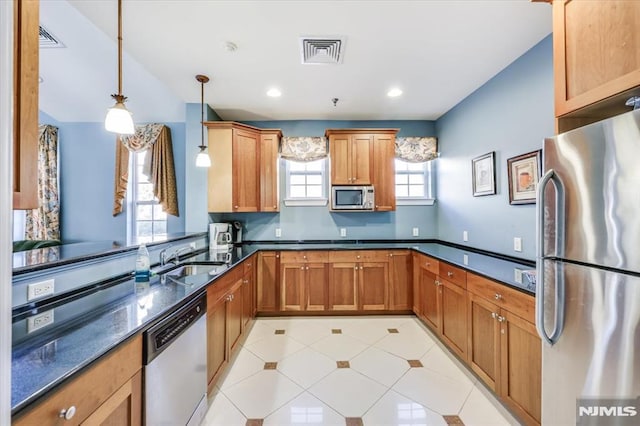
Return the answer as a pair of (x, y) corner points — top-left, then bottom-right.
(11, 241), (533, 416)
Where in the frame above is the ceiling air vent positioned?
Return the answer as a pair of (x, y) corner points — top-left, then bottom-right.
(39, 26), (65, 48)
(300, 36), (346, 65)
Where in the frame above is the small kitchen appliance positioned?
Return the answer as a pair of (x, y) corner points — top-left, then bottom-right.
(209, 223), (232, 250)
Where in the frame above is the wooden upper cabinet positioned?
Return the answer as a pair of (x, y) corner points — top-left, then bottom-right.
(13, 0), (39, 210)
(351, 134), (373, 185)
(372, 133), (396, 211)
(329, 135), (352, 184)
(553, 0), (640, 118)
(259, 130), (281, 212)
(206, 122), (281, 212)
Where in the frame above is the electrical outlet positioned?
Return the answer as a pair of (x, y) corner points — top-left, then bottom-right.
(463, 254), (469, 265)
(412, 227), (419, 237)
(463, 231), (468, 242)
(189, 242), (197, 250)
(514, 268), (523, 284)
(340, 228), (347, 237)
(275, 228), (282, 238)
(27, 310), (54, 333)
(27, 279), (55, 301)
(514, 237), (522, 252)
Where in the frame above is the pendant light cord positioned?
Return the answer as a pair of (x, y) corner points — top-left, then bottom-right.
(117, 0), (123, 96)
(201, 78), (205, 148)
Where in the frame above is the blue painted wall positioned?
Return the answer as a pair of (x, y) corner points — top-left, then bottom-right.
(435, 35), (554, 260)
(214, 120), (438, 241)
(37, 115), (186, 244)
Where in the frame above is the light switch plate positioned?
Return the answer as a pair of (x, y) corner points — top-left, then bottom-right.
(412, 227), (419, 237)
(463, 231), (468, 242)
(27, 279), (55, 301)
(275, 228), (282, 238)
(340, 228), (347, 237)
(514, 237), (522, 252)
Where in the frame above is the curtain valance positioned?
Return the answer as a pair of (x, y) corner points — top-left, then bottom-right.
(113, 124), (179, 217)
(395, 137), (438, 162)
(280, 136), (328, 162)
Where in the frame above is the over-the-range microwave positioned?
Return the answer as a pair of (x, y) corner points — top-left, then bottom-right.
(331, 185), (375, 210)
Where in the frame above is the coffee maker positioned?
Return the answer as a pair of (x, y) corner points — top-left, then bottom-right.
(209, 223), (232, 251)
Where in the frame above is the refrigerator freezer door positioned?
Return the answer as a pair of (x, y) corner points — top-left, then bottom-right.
(543, 109), (640, 273)
(541, 260), (640, 425)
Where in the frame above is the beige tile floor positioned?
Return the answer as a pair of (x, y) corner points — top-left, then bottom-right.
(202, 316), (520, 426)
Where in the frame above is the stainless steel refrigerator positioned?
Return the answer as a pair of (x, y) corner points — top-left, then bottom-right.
(537, 109), (640, 425)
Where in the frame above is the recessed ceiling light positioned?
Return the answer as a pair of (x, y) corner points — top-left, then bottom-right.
(387, 88), (403, 97)
(267, 88), (282, 97)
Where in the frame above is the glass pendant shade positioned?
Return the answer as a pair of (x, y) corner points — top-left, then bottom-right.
(105, 100), (135, 134)
(195, 148), (211, 168)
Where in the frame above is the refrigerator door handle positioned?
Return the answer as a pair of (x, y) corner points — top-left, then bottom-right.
(536, 168), (566, 345)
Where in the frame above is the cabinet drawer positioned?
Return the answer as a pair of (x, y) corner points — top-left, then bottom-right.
(415, 254), (439, 275)
(207, 268), (242, 307)
(14, 336), (142, 426)
(329, 250), (387, 263)
(467, 273), (534, 323)
(243, 255), (255, 275)
(439, 262), (467, 288)
(281, 251), (329, 263)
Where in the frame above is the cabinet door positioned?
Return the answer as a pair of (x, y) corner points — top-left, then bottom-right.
(359, 262), (389, 310)
(372, 134), (396, 211)
(80, 371), (142, 426)
(328, 263), (358, 310)
(420, 269), (441, 333)
(330, 135), (351, 184)
(13, 0), (39, 209)
(227, 281), (244, 355)
(351, 134), (373, 184)
(280, 263), (306, 311)
(467, 293), (500, 391)
(232, 129), (260, 212)
(207, 297), (228, 393)
(500, 311), (541, 426)
(441, 279), (467, 359)
(259, 132), (280, 212)
(242, 271), (253, 330)
(257, 252), (279, 312)
(554, 0), (640, 116)
(306, 263), (328, 311)
(389, 251), (411, 310)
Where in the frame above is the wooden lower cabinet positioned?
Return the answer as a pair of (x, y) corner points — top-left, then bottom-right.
(306, 263), (329, 311)
(440, 279), (467, 359)
(389, 251), (412, 310)
(281, 263), (306, 311)
(328, 262), (359, 310)
(13, 337), (142, 426)
(242, 256), (256, 329)
(207, 295), (228, 394)
(467, 293), (500, 390)
(257, 251), (279, 312)
(420, 268), (441, 333)
(359, 262), (388, 310)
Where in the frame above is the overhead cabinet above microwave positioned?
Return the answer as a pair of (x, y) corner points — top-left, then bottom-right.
(326, 129), (399, 212)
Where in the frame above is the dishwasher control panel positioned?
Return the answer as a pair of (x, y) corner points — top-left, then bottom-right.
(144, 294), (206, 364)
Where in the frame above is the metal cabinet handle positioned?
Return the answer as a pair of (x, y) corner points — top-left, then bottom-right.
(536, 168), (566, 346)
(303, 255), (307, 259)
(491, 312), (497, 319)
(357, 255), (361, 259)
(389, 253), (393, 257)
(497, 315), (505, 323)
(234, 205), (239, 209)
(494, 293), (502, 300)
(360, 266), (363, 270)
(273, 205), (277, 209)
(59, 406), (76, 420)
(306, 266), (309, 270)
(300, 266), (304, 270)
(435, 280), (441, 286)
(354, 267), (358, 270)
(276, 254), (279, 258)
(447, 271), (453, 277)
(426, 262), (431, 267)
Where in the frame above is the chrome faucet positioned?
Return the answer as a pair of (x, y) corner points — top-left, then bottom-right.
(159, 247), (191, 266)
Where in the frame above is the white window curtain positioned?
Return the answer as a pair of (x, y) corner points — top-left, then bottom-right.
(280, 136), (328, 162)
(395, 137), (438, 162)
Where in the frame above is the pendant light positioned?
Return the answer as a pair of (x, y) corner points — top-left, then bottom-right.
(195, 74), (211, 168)
(105, 0), (135, 134)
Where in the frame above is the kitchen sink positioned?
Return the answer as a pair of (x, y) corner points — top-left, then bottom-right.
(163, 262), (228, 286)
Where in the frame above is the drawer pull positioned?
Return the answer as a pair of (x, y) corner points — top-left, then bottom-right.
(389, 253), (393, 257)
(435, 280), (441, 286)
(426, 262), (430, 267)
(497, 315), (506, 322)
(357, 255), (361, 259)
(306, 266), (309, 270)
(276, 254), (280, 258)
(447, 271), (454, 277)
(301, 266), (304, 270)
(303, 255), (307, 259)
(360, 266), (363, 270)
(491, 312), (497, 319)
(234, 205), (239, 209)
(59, 406), (76, 421)
(494, 293), (502, 300)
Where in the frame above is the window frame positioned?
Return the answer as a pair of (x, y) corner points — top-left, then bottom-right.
(395, 158), (435, 206)
(127, 150), (168, 243)
(283, 158), (329, 207)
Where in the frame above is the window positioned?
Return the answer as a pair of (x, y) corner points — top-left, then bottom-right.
(284, 158), (328, 206)
(395, 158), (434, 204)
(129, 150), (167, 242)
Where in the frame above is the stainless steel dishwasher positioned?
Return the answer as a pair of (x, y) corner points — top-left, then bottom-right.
(144, 293), (208, 426)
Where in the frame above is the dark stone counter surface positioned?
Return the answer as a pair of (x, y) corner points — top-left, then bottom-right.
(11, 241), (534, 416)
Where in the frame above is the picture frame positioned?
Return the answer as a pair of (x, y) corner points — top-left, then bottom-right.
(507, 150), (542, 205)
(472, 151), (496, 196)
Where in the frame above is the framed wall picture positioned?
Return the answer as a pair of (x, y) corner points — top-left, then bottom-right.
(471, 151), (496, 196)
(507, 150), (542, 205)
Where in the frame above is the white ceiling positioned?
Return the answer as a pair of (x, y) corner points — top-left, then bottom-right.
(41, 0), (552, 123)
